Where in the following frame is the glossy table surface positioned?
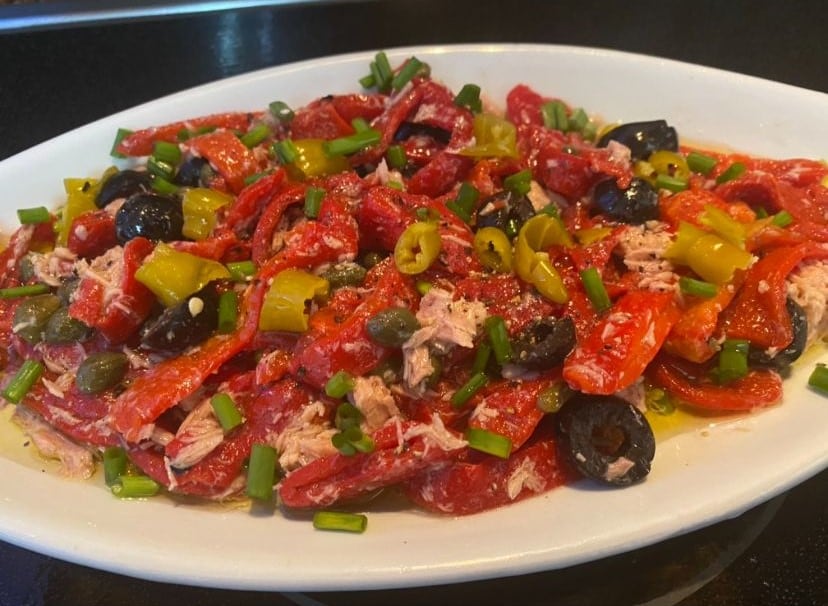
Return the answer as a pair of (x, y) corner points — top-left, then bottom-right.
(0, 1), (827, 604)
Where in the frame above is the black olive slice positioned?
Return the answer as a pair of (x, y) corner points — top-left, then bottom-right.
(597, 120), (678, 161)
(96, 170), (151, 208)
(592, 177), (659, 224)
(556, 394), (655, 486)
(141, 282), (221, 352)
(513, 317), (576, 371)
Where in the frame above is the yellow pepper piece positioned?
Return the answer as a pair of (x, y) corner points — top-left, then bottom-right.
(665, 221), (752, 284)
(182, 188), (233, 240)
(259, 269), (329, 332)
(648, 150), (690, 182)
(574, 226), (613, 246)
(285, 139), (350, 181)
(514, 214), (572, 303)
(394, 221), (442, 275)
(698, 205), (746, 248)
(57, 168), (116, 246)
(135, 243), (231, 307)
(459, 113), (518, 158)
(473, 227), (512, 272)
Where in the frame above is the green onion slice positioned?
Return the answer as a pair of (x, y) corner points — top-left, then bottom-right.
(503, 169), (532, 196)
(686, 151), (717, 176)
(465, 427), (513, 459)
(655, 174), (688, 193)
(541, 100), (568, 131)
(273, 139), (299, 164)
(2, 359), (44, 404)
(484, 315), (514, 365)
(386, 145), (407, 169)
(111, 475), (161, 499)
(580, 267), (612, 312)
(325, 370), (356, 399)
(451, 372), (488, 409)
(771, 210), (793, 227)
(246, 443), (278, 501)
(102, 446), (129, 486)
(714, 338), (749, 383)
(152, 140), (182, 165)
(807, 364), (828, 395)
(211, 392), (244, 432)
(453, 84), (482, 113)
(0, 284), (51, 299)
(312, 510), (368, 533)
(391, 56), (423, 91)
(17, 207), (51, 225)
(679, 276), (718, 298)
(325, 129), (381, 156)
(226, 260), (256, 281)
(269, 100), (295, 123)
(716, 162), (746, 184)
(304, 186), (326, 219)
(240, 124), (271, 148)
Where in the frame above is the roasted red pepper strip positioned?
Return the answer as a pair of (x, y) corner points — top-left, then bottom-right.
(251, 183), (306, 264)
(466, 377), (548, 450)
(116, 111), (258, 157)
(563, 289), (680, 394)
(664, 284), (737, 363)
(67, 209), (118, 259)
(278, 418), (465, 509)
(186, 129), (262, 194)
(717, 242), (828, 350)
(223, 170), (286, 234)
(290, 100), (355, 140)
(67, 237), (156, 344)
(650, 354), (783, 412)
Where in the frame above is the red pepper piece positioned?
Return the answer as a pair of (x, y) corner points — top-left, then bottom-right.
(407, 152), (474, 197)
(355, 186), (416, 251)
(251, 183), (306, 264)
(506, 84), (547, 127)
(650, 353), (782, 412)
(186, 129), (262, 194)
(168, 230), (241, 262)
(67, 237), (156, 344)
(563, 290), (680, 394)
(67, 209), (118, 259)
(223, 170), (286, 233)
(278, 419), (464, 509)
(116, 112), (258, 157)
(659, 188), (756, 230)
(330, 93), (387, 124)
(290, 100), (355, 140)
(534, 146), (597, 201)
(716, 172), (827, 226)
(0, 220), (57, 288)
(404, 425), (574, 515)
(717, 242), (828, 350)
(664, 284), (737, 363)
(289, 259), (418, 389)
(466, 378), (548, 450)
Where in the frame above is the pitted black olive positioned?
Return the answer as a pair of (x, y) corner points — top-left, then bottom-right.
(96, 170), (151, 208)
(597, 120), (678, 161)
(115, 193), (184, 244)
(556, 394), (655, 486)
(476, 191), (535, 235)
(141, 282), (221, 352)
(174, 157), (209, 187)
(592, 177), (659, 224)
(749, 297), (808, 370)
(513, 317), (576, 371)
(393, 121), (451, 145)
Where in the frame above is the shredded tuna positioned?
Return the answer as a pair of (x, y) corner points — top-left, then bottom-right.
(12, 407), (95, 479)
(274, 401), (337, 472)
(348, 376), (401, 433)
(167, 399), (226, 469)
(787, 261), (828, 346)
(616, 222), (678, 292)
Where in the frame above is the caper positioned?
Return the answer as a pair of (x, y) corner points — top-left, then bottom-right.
(55, 276), (81, 306)
(366, 307), (420, 347)
(321, 262), (367, 289)
(18, 253), (37, 283)
(44, 307), (93, 344)
(76, 352), (129, 394)
(12, 294), (61, 344)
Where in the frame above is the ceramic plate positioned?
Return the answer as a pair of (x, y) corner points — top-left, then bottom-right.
(1, 44), (827, 591)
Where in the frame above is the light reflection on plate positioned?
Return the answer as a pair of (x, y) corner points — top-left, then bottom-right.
(0, 44), (826, 591)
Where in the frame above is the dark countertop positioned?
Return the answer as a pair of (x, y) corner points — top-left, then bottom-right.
(1, 1), (827, 604)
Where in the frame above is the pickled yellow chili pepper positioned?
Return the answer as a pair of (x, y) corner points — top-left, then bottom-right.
(665, 221), (753, 284)
(259, 269), (329, 332)
(460, 113), (518, 158)
(182, 187), (233, 240)
(57, 168), (116, 246)
(135, 243), (231, 307)
(394, 221), (442, 274)
(513, 214), (573, 303)
(284, 139), (349, 180)
(698, 205), (747, 248)
(473, 227), (512, 272)
(574, 226), (613, 246)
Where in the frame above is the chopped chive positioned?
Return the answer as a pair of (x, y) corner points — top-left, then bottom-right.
(313, 510), (368, 533)
(324, 129), (381, 156)
(102, 446), (128, 486)
(470, 342), (492, 376)
(217, 290), (239, 333)
(454, 83), (482, 113)
(716, 162), (746, 184)
(147, 155), (175, 180)
(373, 51), (393, 93)
(541, 100), (568, 131)
(503, 169), (532, 196)
(451, 372), (488, 409)
(687, 151), (717, 176)
(465, 427), (513, 459)
(655, 174), (688, 193)
(150, 175), (179, 195)
(386, 145), (407, 169)
(111, 475), (160, 499)
(679, 276), (718, 298)
(244, 171), (270, 186)
(246, 443), (277, 500)
(714, 338), (749, 384)
(446, 181), (479, 223)
(0, 284), (51, 299)
(771, 210), (793, 227)
(351, 434), (375, 454)
(2, 359), (43, 404)
(445, 200), (472, 223)
(17, 206), (51, 225)
(568, 107), (589, 133)
(273, 139), (299, 164)
(581, 121), (598, 141)
(391, 56), (423, 91)
(304, 186), (326, 219)
(325, 370), (355, 398)
(334, 402), (362, 431)
(211, 392), (244, 432)
(152, 140), (182, 165)
(580, 267), (612, 312)
(269, 100), (295, 123)
(807, 364), (828, 395)
(351, 117), (371, 133)
(484, 315), (513, 365)
(177, 128), (192, 142)
(539, 203), (560, 218)
(240, 124), (272, 148)
(226, 260), (256, 281)
(110, 128), (133, 158)
(416, 280), (432, 295)
(332, 432), (356, 456)
(359, 72), (376, 89)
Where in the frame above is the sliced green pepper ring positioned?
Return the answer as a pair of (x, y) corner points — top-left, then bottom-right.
(513, 214), (572, 303)
(259, 269), (330, 332)
(135, 243), (231, 307)
(473, 227), (512, 273)
(394, 221), (442, 275)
